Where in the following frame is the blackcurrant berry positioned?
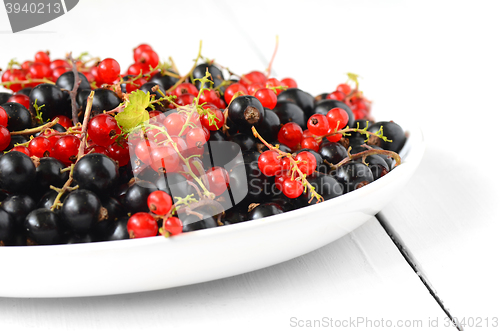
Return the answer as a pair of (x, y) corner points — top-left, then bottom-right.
(29, 83), (68, 120)
(0, 151), (36, 194)
(0, 208), (15, 242)
(0, 194), (36, 230)
(276, 88), (315, 118)
(123, 181), (157, 213)
(73, 153), (119, 195)
(24, 208), (63, 245)
(367, 121), (406, 153)
(0, 102), (32, 131)
(273, 101), (306, 129)
(256, 108), (281, 142)
(318, 141), (348, 165)
(182, 211), (217, 233)
(61, 189), (102, 234)
(227, 96), (265, 132)
(333, 162), (374, 193)
(56, 71), (91, 91)
(248, 202), (283, 220)
(149, 71), (179, 90)
(81, 88), (121, 114)
(35, 157), (69, 195)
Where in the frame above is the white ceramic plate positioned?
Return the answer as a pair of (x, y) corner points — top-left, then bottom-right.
(0, 121), (424, 298)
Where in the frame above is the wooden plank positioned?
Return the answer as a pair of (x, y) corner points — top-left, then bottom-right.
(0, 218), (451, 330)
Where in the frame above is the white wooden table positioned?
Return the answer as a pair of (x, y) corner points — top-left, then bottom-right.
(1, 1), (499, 330)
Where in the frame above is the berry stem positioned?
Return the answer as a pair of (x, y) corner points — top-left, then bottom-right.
(0, 78), (55, 88)
(76, 91), (95, 162)
(251, 126), (324, 203)
(67, 52), (82, 126)
(325, 145), (401, 170)
(165, 41), (203, 95)
(50, 164), (77, 211)
(265, 35), (279, 78)
(9, 118), (59, 136)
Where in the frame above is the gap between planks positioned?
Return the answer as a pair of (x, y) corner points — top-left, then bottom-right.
(375, 212), (464, 331)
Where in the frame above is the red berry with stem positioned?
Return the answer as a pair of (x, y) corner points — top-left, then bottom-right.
(134, 139), (155, 165)
(85, 144), (107, 155)
(278, 122), (303, 148)
(164, 112), (187, 136)
(326, 108), (349, 131)
(258, 150), (282, 176)
(98, 58), (121, 84)
(163, 217), (183, 236)
(106, 142), (130, 167)
(87, 114), (121, 146)
(326, 91), (345, 101)
(137, 49), (159, 68)
(274, 170), (291, 191)
(254, 88), (278, 110)
(201, 107), (224, 131)
(21, 61), (33, 70)
(147, 190), (173, 215)
(247, 82), (264, 96)
(240, 71), (267, 87)
(199, 89), (219, 105)
(265, 78), (281, 88)
(28, 136), (52, 157)
(150, 146), (180, 173)
(125, 77), (148, 93)
(224, 83), (248, 104)
(282, 178), (304, 199)
(326, 131), (342, 142)
(176, 93), (195, 106)
(174, 83), (198, 97)
(336, 83), (352, 95)
(29, 62), (52, 80)
(52, 115), (72, 129)
(185, 127), (208, 150)
(52, 135), (80, 165)
(295, 151), (316, 175)
(11, 145), (30, 156)
(90, 66), (104, 87)
(127, 62), (150, 76)
(0, 126), (11, 151)
(307, 114), (330, 136)
(34, 51), (50, 65)
(50, 59), (70, 70)
(300, 136), (319, 152)
(7, 94), (30, 109)
(127, 212), (158, 238)
(133, 44), (153, 62)
(205, 167), (230, 196)
(281, 77), (297, 88)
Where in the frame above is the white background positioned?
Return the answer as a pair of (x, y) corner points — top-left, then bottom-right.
(1, 1), (500, 330)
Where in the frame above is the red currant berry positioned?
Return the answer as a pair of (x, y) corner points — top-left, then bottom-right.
(34, 51), (51, 65)
(137, 49), (159, 68)
(254, 88), (278, 110)
(133, 44), (153, 62)
(127, 212), (158, 238)
(52, 115), (73, 129)
(174, 83), (198, 97)
(163, 217), (183, 236)
(176, 93), (195, 106)
(0, 126), (11, 151)
(282, 178), (304, 199)
(326, 91), (346, 101)
(240, 71), (267, 87)
(127, 62), (150, 76)
(85, 144), (107, 155)
(336, 83), (352, 96)
(326, 131), (342, 142)
(106, 142), (130, 167)
(134, 139), (155, 165)
(52, 66), (69, 80)
(28, 136), (52, 157)
(200, 107), (224, 131)
(98, 58), (121, 84)
(11, 145), (30, 156)
(258, 150), (282, 176)
(147, 190), (173, 215)
(278, 122), (303, 148)
(295, 151), (316, 175)
(52, 135), (80, 165)
(281, 77), (298, 88)
(29, 62), (52, 80)
(307, 114), (330, 136)
(205, 167), (230, 196)
(326, 108), (349, 130)
(163, 112), (187, 136)
(185, 127), (208, 150)
(125, 77), (148, 93)
(50, 59), (71, 71)
(21, 61), (33, 71)
(7, 94), (30, 109)
(246, 82), (264, 96)
(90, 66), (104, 87)
(224, 83), (248, 104)
(150, 146), (180, 173)
(87, 114), (121, 146)
(300, 136), (319, 152)
(274, 170), (291, 191)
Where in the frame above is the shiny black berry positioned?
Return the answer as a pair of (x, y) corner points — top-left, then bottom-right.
(182, 211), (217, 232)
(248, 202), (283, 220)
(29, 83), (67, 120)
(333, 162), (374, 193)
(318, 141), (348, 165)
(273, 100), (306, 129)
(228, 95), (264, 132)
(0, 194), (36, 230)
(1, 102), (32, 131)
(276, 88), (315, 117)
(149, 71), (179, 90)
(35, 157), (69, 195)
(73, 153), (119, 195)
(24, 208), (63, 245)
(256, 108), (281, 142)
(0, 151), (36, 194)
(123, 181), (157, 213)
(61, 189), (102, 234)
(367, 121), (406, 153)
(56, 71), (91, 91)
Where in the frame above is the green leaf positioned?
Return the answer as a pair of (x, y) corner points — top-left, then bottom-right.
(115, 90), (150, 131)
(129, 89), (150, 110)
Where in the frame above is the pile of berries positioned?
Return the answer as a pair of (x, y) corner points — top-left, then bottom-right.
(0, 44), (406, 246)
